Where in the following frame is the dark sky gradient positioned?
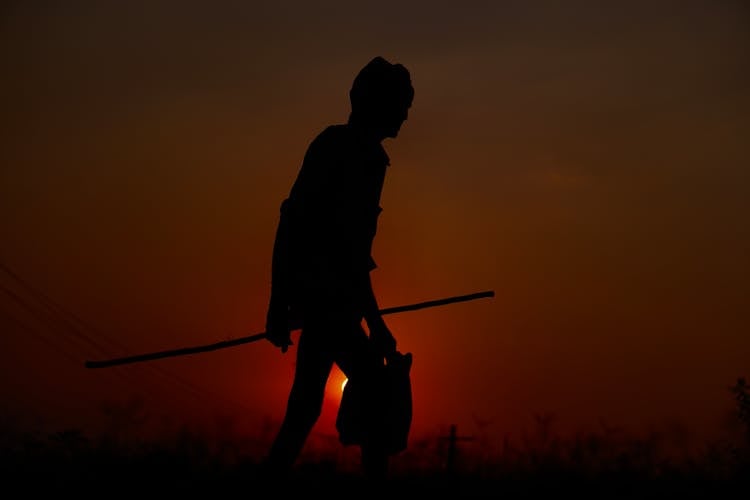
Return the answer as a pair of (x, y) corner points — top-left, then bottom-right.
(1, 1), (748, 452)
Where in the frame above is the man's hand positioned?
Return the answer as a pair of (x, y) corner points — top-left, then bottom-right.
(369, 321), (397, 359)
(265, 302), (293, 353)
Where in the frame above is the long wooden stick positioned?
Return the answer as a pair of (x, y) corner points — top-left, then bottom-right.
(84, 290), (494, 369)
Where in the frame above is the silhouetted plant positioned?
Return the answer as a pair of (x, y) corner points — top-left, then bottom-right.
(728, 376), (750, 477)
(731, 377), (749, 442)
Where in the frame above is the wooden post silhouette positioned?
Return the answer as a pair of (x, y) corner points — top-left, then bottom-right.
(441, 424), (474, 475)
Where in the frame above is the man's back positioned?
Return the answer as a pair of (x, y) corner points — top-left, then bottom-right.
(279, 123), (389, 316)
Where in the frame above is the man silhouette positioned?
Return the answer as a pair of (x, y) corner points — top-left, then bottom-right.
(262, 56), (414, 481)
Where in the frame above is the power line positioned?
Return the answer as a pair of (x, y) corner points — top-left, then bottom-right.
(0, 261), (258, 415)
(0, 305), (85, 367)
(0, 262), (118, 358)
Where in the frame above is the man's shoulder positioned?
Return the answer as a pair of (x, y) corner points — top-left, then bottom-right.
(304, 124), (356, 161)
(312, 124), (351, 145)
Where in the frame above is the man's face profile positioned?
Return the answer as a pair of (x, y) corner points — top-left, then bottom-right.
(381, 101), (411, 139)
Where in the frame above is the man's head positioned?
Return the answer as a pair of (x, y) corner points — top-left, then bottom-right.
(349, 56), (414, 139)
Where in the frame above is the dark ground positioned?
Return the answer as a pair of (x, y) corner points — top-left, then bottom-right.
(2, 427), (747, 498)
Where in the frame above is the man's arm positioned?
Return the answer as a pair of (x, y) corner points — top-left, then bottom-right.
(361, 271), (397, 359)
(265, 200), (293, 353)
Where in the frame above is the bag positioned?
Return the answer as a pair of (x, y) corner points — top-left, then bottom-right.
(336, 351), (413, 455)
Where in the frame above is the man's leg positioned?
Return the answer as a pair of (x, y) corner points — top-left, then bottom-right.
(333, 321), (389, 481)
(264, 326), (333, 477)
(361, 441), (388, 481)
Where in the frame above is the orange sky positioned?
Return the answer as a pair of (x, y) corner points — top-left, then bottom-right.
(1, 1), (748, 455)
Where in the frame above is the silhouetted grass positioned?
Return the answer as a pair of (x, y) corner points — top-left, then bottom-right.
(2, 378), (748, 497)
(2, 426), (746, 497)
